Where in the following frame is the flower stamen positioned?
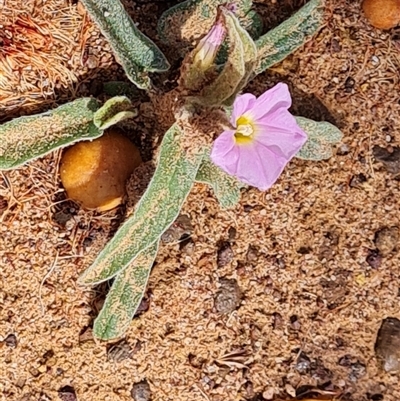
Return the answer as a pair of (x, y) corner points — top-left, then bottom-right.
(236, 124), (253, 136)
(234, 116), (254, 144)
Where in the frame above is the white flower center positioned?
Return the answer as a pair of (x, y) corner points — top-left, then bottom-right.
(236, 123), (254, 136)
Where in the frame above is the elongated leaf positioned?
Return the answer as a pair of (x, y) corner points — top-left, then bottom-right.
(295, 116), (343, 160)
(196, 151), (243, 209)
(93, 96), (137, 130)
(255, 0), (325, 75)
(78, 124), (204, 285)
(81, 0), (170, 89)
(0, 98), (101, 170)
(93, 241), (159, 340)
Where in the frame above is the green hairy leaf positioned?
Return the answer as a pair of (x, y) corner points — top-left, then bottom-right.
(196, 151), (244, 209)
(80, 0), (170, 89)
(295, 116), (343, 160)
(222, 10), (257, 106)
(78, 124), (204, 285)
(255, 0), (325, 75)
(93, 241), (159, 340)
(241, 10), (263, 40)
(0, 98), (101, 170)
(93, 96), (137, 130)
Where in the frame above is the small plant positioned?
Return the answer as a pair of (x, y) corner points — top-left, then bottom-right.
(0, 0), (343, 340)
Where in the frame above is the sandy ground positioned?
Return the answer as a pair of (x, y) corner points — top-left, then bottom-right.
(1, 0), (400, 400)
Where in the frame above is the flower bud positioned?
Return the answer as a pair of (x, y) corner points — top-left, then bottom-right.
(193, 21), (226, 70)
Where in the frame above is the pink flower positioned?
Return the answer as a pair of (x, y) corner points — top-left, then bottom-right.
(210, 83), (308, 191)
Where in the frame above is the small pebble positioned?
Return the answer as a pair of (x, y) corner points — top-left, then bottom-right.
(366, 250), (382, 268)
(290, 315), (301, 331)
(214, 278), (241, 314)
(272, 312), (283, 330)
(338, 354), (353, 367)
(15, 378), (26, 389)
(373, 146), (400, 174)
(135, 295), (151, 316)
(246, 246), (259, 262)
(228, 227), (237, 240)
(217, 242), (234, 267)
(58, 386), (77, 401)
(85, 55), (99, 69)
(3, 333), (17, 348)
(188, 353), (206, 369)
(29, 368), (40, 378)
(285, 384), (296, 398)
(79, 327), (94, 343)
(375, 317), (400, 372)
(349, 173), (367, 188)
(295, 352), (311, 374)
(371, 55), (380, 65)
(349, 361), (366, 381)
(161, 214), (193, 243)
(262, 388), (275, 400)
(337, 143), (350, 156)
(374, 226), (398, 256)
(131, 381), (151, 401)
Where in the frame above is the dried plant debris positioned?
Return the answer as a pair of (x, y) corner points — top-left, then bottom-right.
(0, 195), (8, 215)
(375, 317), (400, 372)
(215, 348), (252, 369)
(373, 146), (400, 175)
(107, 340), (134, 363)
(0, 0), (110, 118)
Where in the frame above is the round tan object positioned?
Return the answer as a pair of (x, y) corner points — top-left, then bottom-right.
(60, 128), (142, 211)
(362, 0), (400, 29)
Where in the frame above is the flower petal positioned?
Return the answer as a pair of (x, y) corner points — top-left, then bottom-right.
(253, 110), (307, 159)
(212, 85), (307, 192)
(246, 82), (292, 121)
(211, 130), (240, 175)
(231, 93), (256, 125)
(235, 144), (286, 191)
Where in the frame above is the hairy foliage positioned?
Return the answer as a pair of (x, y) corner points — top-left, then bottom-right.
(0, 0), (341, 340)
